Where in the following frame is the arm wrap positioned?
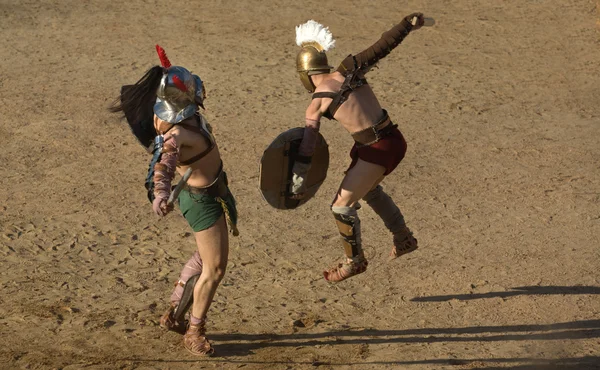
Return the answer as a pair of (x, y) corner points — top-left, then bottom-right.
(338, 16), (414, 74)
(290, 120), (320, 195)
(298, 122), (320, 158)
(153, 135), (179, 200)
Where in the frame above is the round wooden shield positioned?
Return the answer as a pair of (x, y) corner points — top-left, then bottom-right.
(259, 127), (329, 210)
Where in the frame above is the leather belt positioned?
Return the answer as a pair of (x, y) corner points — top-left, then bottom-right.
(185, 169), (228, 198)
(351, 111), (395, 146)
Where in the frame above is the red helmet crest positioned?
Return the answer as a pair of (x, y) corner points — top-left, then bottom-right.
(155, 44), (172, 68)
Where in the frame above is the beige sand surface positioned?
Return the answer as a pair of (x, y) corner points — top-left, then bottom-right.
(1, 0), (599, 369)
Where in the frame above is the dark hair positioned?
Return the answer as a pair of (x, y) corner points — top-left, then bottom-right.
(109, 65), (164, 124)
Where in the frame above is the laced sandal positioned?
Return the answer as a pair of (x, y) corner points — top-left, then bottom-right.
(389, 230), (418, 260)
(159, 303), (187, 335)
(323, 258), (368, 282)
(183, 321), (214, 356)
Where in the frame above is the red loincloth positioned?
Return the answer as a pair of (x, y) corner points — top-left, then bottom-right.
(347, 126), (407, 176)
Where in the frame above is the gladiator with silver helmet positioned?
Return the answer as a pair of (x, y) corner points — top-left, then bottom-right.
(116, 45), (207, 152)
(110, 45), (238, 357)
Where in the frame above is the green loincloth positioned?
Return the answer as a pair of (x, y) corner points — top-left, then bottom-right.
(178, 188), (238, 233)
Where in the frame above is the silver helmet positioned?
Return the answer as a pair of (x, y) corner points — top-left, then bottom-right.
(153, 45), (206, 124)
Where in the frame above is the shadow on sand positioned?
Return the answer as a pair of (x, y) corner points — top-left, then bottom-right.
(208, 319), (600, 358)
(119, 319), (599, 368)
(410, 285), (600, 302)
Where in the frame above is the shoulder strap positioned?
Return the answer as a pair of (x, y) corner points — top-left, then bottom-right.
(327, 70), (368, 118)
(178, 146), (213, 166)
(312, 92), (337, 99)
(177, 115), (216, 166)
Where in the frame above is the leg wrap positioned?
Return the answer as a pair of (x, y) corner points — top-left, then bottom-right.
(173, 273), (201, 323)
(170, 251), (203, 304)
(363, 185), (417, 257)
(362, 185), (406, 237)
(161, 251), (201, 334)
(331, 206), (364, 261)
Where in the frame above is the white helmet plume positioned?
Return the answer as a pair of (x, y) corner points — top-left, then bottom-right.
(295, 20), (336, 51)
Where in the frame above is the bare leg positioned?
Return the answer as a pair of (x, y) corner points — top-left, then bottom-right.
(324, 159), (385, 282)
(191, 214), (229, 319)
(333, 159), (386, 208)
(183, 214), (229, 356)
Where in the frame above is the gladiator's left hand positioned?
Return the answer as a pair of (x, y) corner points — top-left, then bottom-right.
(153, 196), (174, 217)
(289, 161), (311, 199)
(406, 12), (425, 30)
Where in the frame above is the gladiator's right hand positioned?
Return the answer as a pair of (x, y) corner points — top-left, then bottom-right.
(406, 12), (425, 30)
(152, 196), (173, 217)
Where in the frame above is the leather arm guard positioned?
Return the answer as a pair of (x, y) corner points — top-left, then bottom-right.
(145, 136), (164, 202)
(338, 13), (418, 75)
(290, 124), (319, 195)
(298, 125), (319, 158)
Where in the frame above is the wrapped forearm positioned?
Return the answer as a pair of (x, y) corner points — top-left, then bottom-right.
(298, 125), (320, 157)
(339, 14), (415, 73)
(291, 121), (320, 195)
(153, 135), (179, 200)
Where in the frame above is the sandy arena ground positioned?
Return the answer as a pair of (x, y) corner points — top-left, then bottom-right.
(1, 0), (599, 369)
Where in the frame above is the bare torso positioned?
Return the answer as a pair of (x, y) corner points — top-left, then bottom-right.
(310, 71), (385, 132)
(154, 116), (222, 188)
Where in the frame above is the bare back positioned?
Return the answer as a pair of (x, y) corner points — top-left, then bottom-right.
(313, 71), (385, 133)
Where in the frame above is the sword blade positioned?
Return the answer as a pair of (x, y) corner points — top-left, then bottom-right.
(423, 17), (435, 27)
(167, 167), (193, 205)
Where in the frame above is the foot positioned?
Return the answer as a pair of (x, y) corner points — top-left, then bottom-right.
(183, 323), (214, 356)
(323, 258), (368, 282)
(389, 228), (418, 260)
(159, 303), (187, 335)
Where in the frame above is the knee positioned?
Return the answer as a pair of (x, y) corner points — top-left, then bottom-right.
(332, 194), (355, 208)
(331, 205), (359, 220)
(362, 185), (383, 202)
(201, 264), (227, 283)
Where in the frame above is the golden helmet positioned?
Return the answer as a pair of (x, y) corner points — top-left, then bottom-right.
(295, 20), (336, 92)
(296, 42), (332, 93)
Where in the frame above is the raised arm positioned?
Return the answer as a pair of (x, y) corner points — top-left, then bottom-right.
(338, 13), (425, 74)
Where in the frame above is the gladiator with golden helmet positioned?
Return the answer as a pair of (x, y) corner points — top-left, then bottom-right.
(291, 13), (430, 282)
